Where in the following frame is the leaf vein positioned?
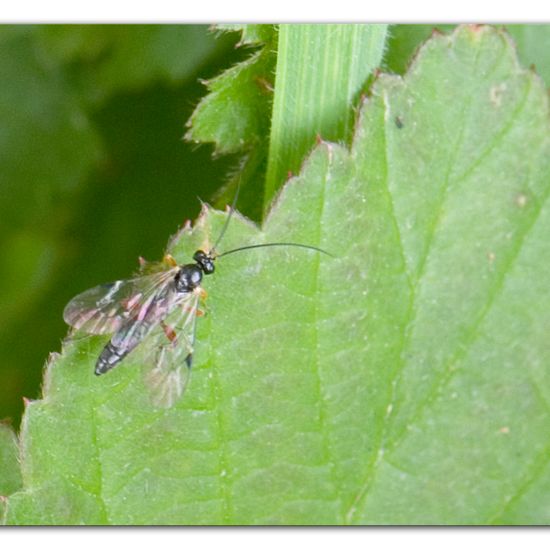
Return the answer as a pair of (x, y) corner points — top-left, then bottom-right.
(385, 74), (542, 453)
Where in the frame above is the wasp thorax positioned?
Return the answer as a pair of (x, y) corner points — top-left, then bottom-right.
(193, 250), (215, 275)
(175, 264), (203, 293)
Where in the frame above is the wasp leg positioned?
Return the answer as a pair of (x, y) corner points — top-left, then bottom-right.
(163, 254), (178, 267)
(160, 321), (178, 345)
(158, 320), (194, 368)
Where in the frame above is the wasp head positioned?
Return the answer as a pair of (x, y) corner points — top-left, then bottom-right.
(193, 250), (215, 275)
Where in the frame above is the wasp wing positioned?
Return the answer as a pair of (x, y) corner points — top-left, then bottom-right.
(143, 290), (201, 408)
(63, 268), (178, 336)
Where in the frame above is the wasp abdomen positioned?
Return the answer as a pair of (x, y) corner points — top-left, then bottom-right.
(95, 341), (129, 375)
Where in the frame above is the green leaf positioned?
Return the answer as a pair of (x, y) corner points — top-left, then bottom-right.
(0, 424), (21, 497)
(346, 26), (550, 524)
(384, 25), (457, 75)
(186, 25), (278, 220)
(187, 25), (277, 154)
(187, 25), (388, 220)
(0, 423), (21, 523)
(7, 25), (550, 525)
(385, 24), (550, 89)
(264, 24), (388, 208)
(216, 24), (275, 45)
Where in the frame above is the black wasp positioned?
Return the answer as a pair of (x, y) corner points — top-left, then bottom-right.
(64, 198), (329, 408)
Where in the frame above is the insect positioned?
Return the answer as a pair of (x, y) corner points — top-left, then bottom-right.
(63, 200), (329, 408)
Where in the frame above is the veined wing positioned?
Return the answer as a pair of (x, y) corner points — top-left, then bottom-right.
(63, 268), (179, 336)
(143, 290), (201, 408)
(108, 273), (191, 355)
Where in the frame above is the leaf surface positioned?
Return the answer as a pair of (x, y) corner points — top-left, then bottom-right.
(0, 424), (21, 524)
(0, 425), (21, 497)
(6, 26), (550, 525)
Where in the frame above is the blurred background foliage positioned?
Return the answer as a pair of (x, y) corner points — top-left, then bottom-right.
(1, 23), (549, 427)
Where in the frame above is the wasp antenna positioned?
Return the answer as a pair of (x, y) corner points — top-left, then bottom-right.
(218, 242), (334, 259)
(209, 177), (241, 255)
